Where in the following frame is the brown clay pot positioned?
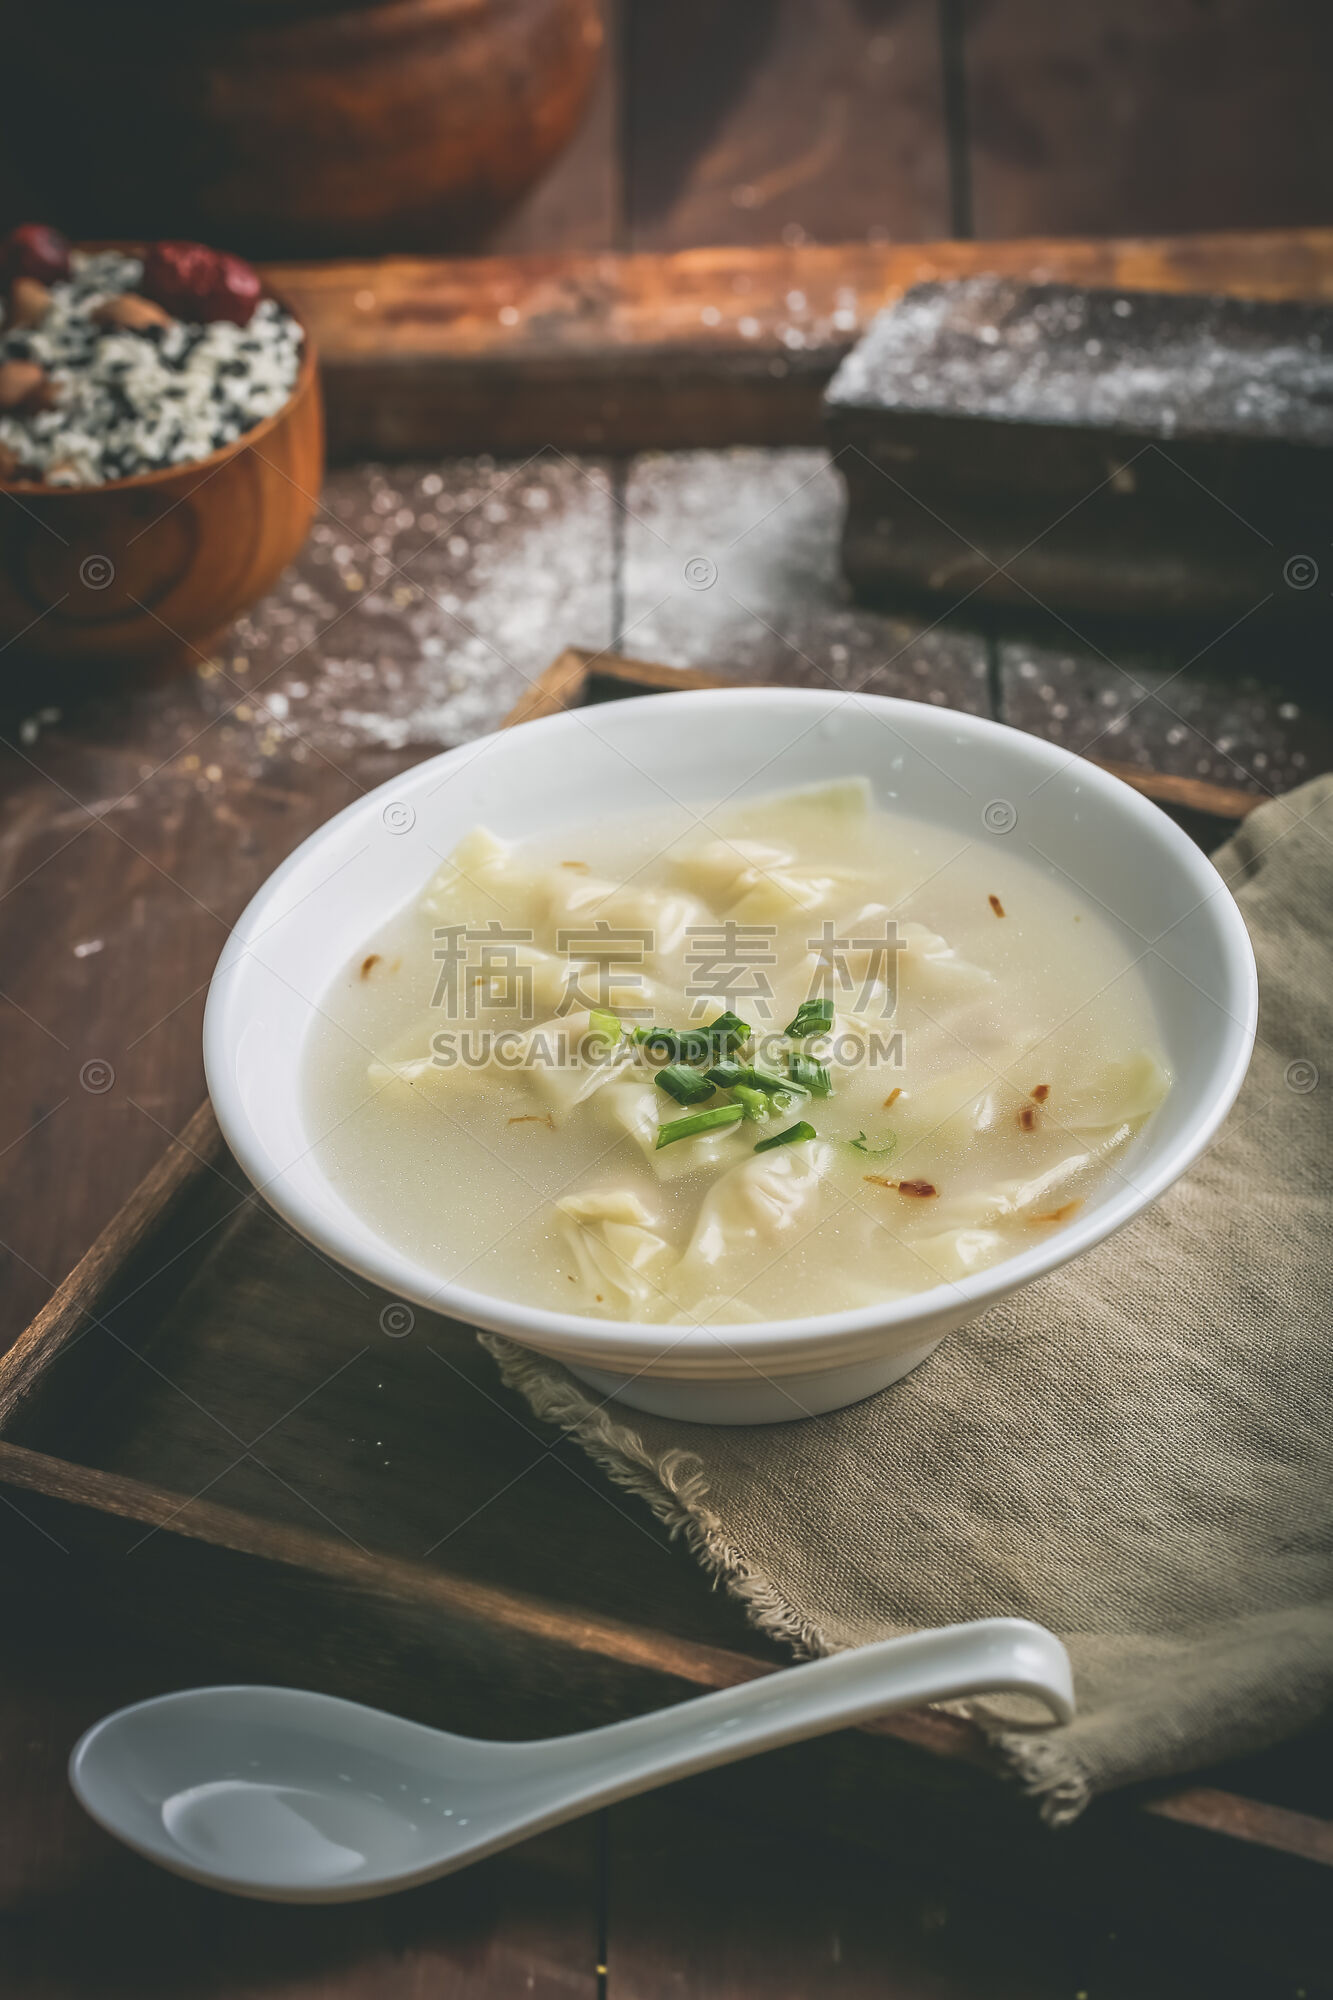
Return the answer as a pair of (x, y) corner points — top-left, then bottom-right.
(0, 295), (323, 673)
(0, 0), (604, 258)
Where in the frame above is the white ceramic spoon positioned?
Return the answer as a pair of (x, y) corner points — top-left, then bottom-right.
(69, 1618), (1072, 1903)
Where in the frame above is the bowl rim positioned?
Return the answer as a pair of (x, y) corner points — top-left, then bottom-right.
(0, 245), (317, 499)
(204, 686), (1260, 1368)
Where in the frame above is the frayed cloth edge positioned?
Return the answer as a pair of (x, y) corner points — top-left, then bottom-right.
(478, 1332), (831, 1661)
(991, 1727), (1093, 1826)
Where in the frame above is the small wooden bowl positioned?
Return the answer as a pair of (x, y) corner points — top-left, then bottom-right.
(0, 297), (323, 675)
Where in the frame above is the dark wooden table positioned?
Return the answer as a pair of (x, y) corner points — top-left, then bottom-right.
(4, 446), (1332, 2000)
(4, 6), (1333, 1993)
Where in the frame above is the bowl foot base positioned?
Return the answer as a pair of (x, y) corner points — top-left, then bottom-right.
(564, 1339), (943, 1426)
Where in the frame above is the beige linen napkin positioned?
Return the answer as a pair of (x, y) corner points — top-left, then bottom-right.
(482, 777), (1333, 1820)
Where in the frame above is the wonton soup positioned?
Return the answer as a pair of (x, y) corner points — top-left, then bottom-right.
(304, 781), (1169, 1326)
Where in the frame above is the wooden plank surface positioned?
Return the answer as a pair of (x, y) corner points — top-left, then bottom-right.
(603, 1729), (1333, 2000)
(0, 1618), (603, 2000)
(264, 229), (1333, 457)
(621, 0), (950, 249)
(966, 1), (1333, 242)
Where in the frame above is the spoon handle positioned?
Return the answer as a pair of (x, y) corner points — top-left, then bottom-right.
(538, 1618), (1071, 1806)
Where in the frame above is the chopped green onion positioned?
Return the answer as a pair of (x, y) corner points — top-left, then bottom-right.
(705, 1060), (797, 1095)
(784, 998), (834, 1039)
(656, 1104), (744, 1149)
(732, 1084), (800, 1121)
(588, 1008), (622, 1046)
(788, 1054), (831, 1096)
(743, 1063), (802, 1096)
(753, 1119), (817, 1153)
(705, 1010), (751, 1053)
(655, 1064), (716, 1107)
(850, 1130), (898, 1158)
(643, 1016), (751, 1064)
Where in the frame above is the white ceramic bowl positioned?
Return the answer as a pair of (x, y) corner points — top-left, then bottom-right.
(203, 689), (1257, 1425)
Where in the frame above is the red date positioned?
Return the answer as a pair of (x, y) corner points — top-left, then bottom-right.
(1, 224), (71, 285)
(141, 241), (262, 328)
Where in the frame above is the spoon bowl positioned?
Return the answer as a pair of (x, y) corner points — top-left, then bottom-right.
(70, 1619), (1073, 1902)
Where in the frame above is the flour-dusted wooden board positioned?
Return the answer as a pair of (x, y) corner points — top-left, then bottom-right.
(0, 651), (1328, 1870)
(262, 230), (1333, 458)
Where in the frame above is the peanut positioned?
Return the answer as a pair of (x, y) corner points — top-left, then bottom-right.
(0, 359), (55, 411)
(7, 277), (52, 329)
(92, 293), (173, 334)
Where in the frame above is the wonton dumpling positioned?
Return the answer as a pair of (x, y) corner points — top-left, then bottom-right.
(678, 1143), (830, 1287)
(908, 1226), (1008, 1278)
(886, 1065), (1010, 1149)
(456, 941), (588, 1019)
(924, 1143), (1118, 1237)
(538, 867), (620, 927)
(538, 870), (706, 968)
(823, 908), (994, 1010)
(556, 1188), (674, 1316)
(601, 885), (706, 961)
(896, 920), (994, 997)
(669, 837), (795, 910)
(366, 1012), (499, 1099)
(366, 1048), (493, 1099)
(595, 1077), (748, 1180)
(729, 867), (858, 926)
(521, 1010), (637, 1118)
(1045, 1051), (1169, 1130)
(419, 827), (542, 931)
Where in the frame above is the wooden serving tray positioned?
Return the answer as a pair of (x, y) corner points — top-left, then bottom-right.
(1, 651), (1328, 1869)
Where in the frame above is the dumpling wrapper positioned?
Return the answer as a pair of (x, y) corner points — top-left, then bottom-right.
(539, 870), (706, 963)
(520, 1011), (639, 1118)
(1048, 1051), (1169, 1130)
(668, 837), (795, 910)
(675, 1142), (831, 1306)
(419, 827), (541, 932)
(556, 1188), (674, 1316)
(595, 1076), (749, 1181)
(729, 867), (860, 927)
